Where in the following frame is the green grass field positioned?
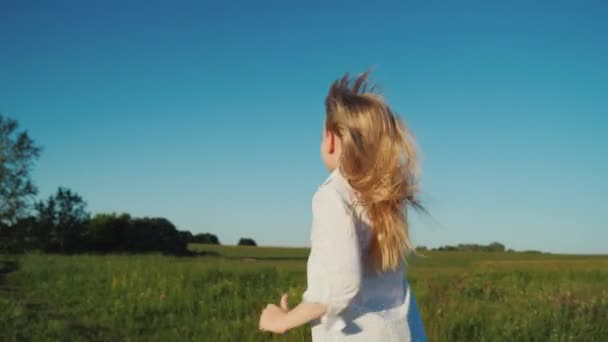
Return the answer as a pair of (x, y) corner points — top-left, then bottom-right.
(1, 245), (607, 341)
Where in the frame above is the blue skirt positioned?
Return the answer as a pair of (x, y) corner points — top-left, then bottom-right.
(407, 290), (427, 342)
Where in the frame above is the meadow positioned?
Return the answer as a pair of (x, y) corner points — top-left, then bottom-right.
(1, 245), (607, 341)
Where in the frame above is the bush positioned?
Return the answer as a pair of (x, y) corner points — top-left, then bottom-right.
(237, 238), (257, 246)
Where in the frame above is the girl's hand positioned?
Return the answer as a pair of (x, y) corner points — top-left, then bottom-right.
(259, 293), (290, 334)
(259, 303), (287, 334)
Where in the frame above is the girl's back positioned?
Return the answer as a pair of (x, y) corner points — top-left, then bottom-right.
(305, 167), (425, 341)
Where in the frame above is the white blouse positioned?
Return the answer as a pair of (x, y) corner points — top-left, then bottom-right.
(302, 168), (427, 341)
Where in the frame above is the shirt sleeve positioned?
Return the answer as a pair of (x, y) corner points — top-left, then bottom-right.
(302, 185), (363, 332)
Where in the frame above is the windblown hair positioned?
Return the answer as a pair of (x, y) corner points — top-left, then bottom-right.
(324, 70), (423, 273)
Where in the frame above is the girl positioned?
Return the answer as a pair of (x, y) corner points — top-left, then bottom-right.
(259, 71), (427, 341)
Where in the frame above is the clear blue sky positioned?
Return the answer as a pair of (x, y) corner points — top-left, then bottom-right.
(1, 1), (606, 253)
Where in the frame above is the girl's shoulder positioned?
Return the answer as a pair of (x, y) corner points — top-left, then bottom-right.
(314, 169), (354, 206)
(313, 168), (362, 219)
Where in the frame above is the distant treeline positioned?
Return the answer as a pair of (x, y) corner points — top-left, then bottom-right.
(419, 242), (506, 252)
(0, 187), (238, 255)
(416, 242), (541, 254)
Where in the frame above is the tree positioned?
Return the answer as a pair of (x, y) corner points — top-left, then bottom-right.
(35, 187), (90, 253)
(238, 238), (257, 246)
(487, 241), (506, 252)
(0, 115), (42, 225)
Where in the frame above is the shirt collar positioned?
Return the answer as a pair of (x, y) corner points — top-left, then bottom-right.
(323, 166), (346, 186)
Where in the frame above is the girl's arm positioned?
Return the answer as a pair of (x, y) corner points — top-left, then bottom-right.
(302, 186), (363, 331)
(259, 301), (327, 333)
(259, 185), (362, 334)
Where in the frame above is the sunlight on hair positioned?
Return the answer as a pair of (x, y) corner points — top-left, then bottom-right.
(325, 70), (423, 273)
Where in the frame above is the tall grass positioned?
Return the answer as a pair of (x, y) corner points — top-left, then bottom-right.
(1, 247), (607, 341)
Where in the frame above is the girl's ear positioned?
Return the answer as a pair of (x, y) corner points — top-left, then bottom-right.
(328, 130), (335, 154)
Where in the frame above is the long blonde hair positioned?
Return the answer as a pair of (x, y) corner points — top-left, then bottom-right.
(325, 70), (423, 273)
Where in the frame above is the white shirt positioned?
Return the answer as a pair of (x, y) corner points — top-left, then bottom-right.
(302, 168), (427, 341)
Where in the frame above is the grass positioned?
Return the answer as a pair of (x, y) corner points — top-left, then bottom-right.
(1, 245), (607, 341)
(188, 243), (309, 260)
